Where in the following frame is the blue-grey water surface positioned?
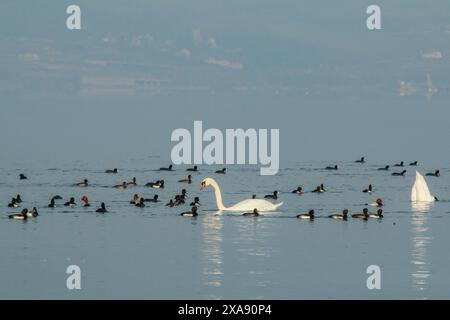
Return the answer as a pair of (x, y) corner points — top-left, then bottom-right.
(2, 0), (450, 300)
(1, 158), (449, 299)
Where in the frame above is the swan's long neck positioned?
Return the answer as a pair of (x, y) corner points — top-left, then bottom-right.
(209, 180), (227, 210)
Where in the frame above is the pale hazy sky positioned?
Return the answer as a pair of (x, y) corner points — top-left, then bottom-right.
(1, 1), (449, 167)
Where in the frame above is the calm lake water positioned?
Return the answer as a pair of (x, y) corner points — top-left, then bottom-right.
(2, 0), (450, 301)
(1, 159), (449, 299)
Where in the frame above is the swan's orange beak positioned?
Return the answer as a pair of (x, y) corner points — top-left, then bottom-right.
(200, 181), (206, 191)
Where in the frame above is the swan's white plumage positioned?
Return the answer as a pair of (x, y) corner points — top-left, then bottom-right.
(411, 171), (435, 202)
(227, 198), (283, 211)
(201, 177), (283, 212)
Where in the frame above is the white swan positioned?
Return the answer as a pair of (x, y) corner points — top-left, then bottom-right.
(200, 177), (283, 211)
(411, 171), (436, 202)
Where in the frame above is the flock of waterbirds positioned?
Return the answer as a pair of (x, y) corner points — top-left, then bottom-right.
(6, 157), (442, 221)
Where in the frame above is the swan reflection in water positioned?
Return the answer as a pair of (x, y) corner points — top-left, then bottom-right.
(410, 201), (433, 298)
(201, 212), (224, 296)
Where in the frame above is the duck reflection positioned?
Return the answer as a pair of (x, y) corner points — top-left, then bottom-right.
(410, 202), (433, 298)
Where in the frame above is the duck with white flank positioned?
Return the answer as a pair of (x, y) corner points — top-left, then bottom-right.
(165, 199), (175, 207)
(75, 179), (88, 187)
(190, 197), (201, 207)
(180, 206), (198, 217)
(366, 198), (383, 207)
(292, 187), (303, 195)
(329, 209), (349, 220)
(362, 185), (373, 193)
(146, 180), (164, 189)
(352, 208), (369, 220)
(64, 197), (76, 207)
(27, 207), (39, 217)
(9, 209), (28, 220)
(114, 182), (128, 189)
(312, 185), (326, 193)
(368, 209), (383, 219)
(297, 210), (314, 220)
(127, 177), (137, 187)
(8, 198), (18, 208)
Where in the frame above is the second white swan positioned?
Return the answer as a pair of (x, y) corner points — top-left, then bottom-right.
(200, 177), (283, 211)
(411, 171), (437, 202)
